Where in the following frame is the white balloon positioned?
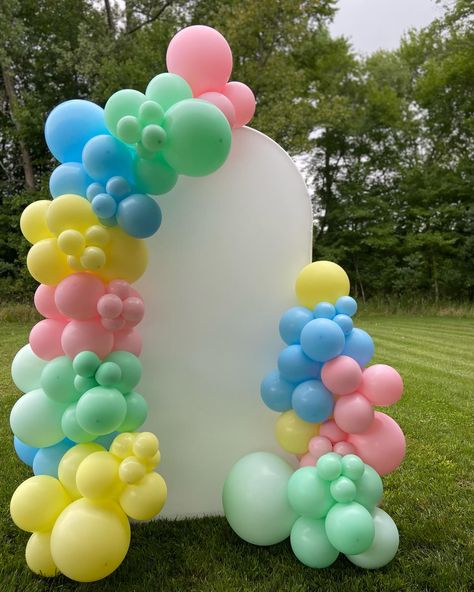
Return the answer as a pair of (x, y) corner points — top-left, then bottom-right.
(347, 507), (399, 569)
(11, 344), (47, 393)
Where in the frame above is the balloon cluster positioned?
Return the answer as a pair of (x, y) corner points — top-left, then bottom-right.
(10, 432), (166, 582)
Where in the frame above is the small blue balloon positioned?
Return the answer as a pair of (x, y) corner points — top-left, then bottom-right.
(14, 436), (39, 467)
(106, 176), (131, 200)
(342, 328), (374, 367)
(292, 380), (334, 423)
(333, 314), (354, 335)
(94, 432), (119, 449)
(314, 302), (336, 319)
(277, 345), (321, 383)
(32, 438), (75, 477)
(279, 307), (314, 345)
(45, 99), (108, 163)
(92, 193), (117, 218)
(336, 296), (357, 317)
(49, 163), (92, 197)
(82, 135), (133, 183)
(300, 319), (345, 362)
(117, 194), (162, 238)
(260, 369), (294, 412)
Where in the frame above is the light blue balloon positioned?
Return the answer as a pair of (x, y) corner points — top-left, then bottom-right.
(49, 162), (92, 198)
(14, 436), (39, 467)
(82, 135), (133, 183)
(314, 302), (336, 319)
(45, 99), (108, 163)
(292, 379), (334, 423)
(277, 345), (321, 383)
(300, 319), (345, 362)
(279, 307), (314, 345)
(333, 313), (353, 335)
(336, 296), (357, 317)
(116, 194), (162, 238)
(92, 193), (117, 219)
(343, 328), (375, 367)
(260, 370), (294, 412)
(32, 438), (75, 477)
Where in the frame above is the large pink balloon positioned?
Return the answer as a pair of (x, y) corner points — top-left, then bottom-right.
(360, 364), (404, 406)
(334, 393), (374, 433)
(223, 82), (256, 128)
(347, 411), (406, 476)
(113, 328), (142, 356)
(321, 355), (362, 395)
(34, 284), (64, 320)
(55, 273), (105, 321)
(166, 25), (233, 95)
(29, 319), (66, 360)
(61, 320), (113, 359)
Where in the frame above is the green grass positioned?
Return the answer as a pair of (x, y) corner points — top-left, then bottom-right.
(1, 316), (473, 591)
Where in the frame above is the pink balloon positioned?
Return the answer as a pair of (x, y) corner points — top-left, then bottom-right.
(97, 293), (123, 320)
(122, 297), (145, 324)
(360, 364), (404, 406)
(102, 317), (126, 331)
(34, 285), (64, 320)
(61, 320), (113, 359)
(347, 411), (406, 476)
(29, 319), (66, 360)
(113, 328), (142, 356)
(166, 25), (233, 95)
(321, 355), (362, 395)
(334, 393), (374, 433)
(308, 435), (333, 460)
(333, 441), (356, 456)
(223, 81), (256, 128)
(108, 279), (131, 300)
(55, 273), (105, 320)
(319, 419), (346, 443)
(299, 452), (317, 468)
(198, 92), (236, 127)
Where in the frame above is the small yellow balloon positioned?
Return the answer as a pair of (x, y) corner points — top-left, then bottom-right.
(58, 443), (104, 499)
(26, 532), (60, 577)
(119, 472), (167, 521)
(275, 410), (319, 455)
(57, 229), (85, 255)
(10, 476), (70, 533)
(295, 261), (350, 308)
(50, 499), (130, 583)
(119, 457), (147, 484)
(46, 194), (98, 235)
(27, 239), (72, 285)
(20, 200), (54, 243)
(76, 451), (123, 500)
(133, 432), (159, 459)
(110, 432), (136, 460)
(85, 225), (109, 246)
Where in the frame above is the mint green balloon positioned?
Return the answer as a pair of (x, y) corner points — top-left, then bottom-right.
(76, 386), (127, 435)
(41, 356), (79, 403)
(133, 153), (178, 195)
(162, 99), (232, 176)
(355, 465), (383, 511)
(287, 467), (334, 519)
(146, 73), (192, 113)
(95, 362), (122, 387)
(105, 89), (145, 137)
(223, 452), (298, 546)
(73, 351), (101, 378)
(74, 375), (98, 395)
(116, 391), (148, 432)
(325, 501), (375, 555)
(290, 517), (339, 568)
(341, 454), (365, 481)
(11, 344), (47, 393)
(347, 508), (399, 568)
(103, 351), (142, 393)
(61, 404), (95, 443)
(316, 452), (342, 481)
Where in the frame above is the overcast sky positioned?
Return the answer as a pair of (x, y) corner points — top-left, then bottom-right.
(330, 0), (445, 54)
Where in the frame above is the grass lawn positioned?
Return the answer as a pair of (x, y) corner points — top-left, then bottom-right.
(0, 315), (473, 591)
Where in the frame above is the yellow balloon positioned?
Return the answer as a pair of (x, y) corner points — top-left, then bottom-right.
(27, 238), (72, 285)
(295, 261), (350, 308)
(100, 225), (148, 283)
(275, 410), (319, 455)
(133, 432), (159, 460)
(46, 194), (98, 235)
(76, 451), (123, 500)
(58, 443), (104, 499)
(20, 200), (54, 243)
(119, 472), (167, 521)
(26, 532), (60, 577)
(50, 499), (130, 583)
(10, 476), (70, 533)
(109, 432), (136, 460)
(119, 456), (147, 484)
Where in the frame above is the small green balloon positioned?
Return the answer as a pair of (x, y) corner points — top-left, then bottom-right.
(117, 115), (141, 144)
(316, 452), (342, 481)
(61, 404), (95, 443)
(287, 467), (334, 519)
(146, 73), (192, 113)
(138, 100), (164, 125)
(95, 362), (122, 387)
(162, 99), (232, 176)
(325, 501), (375, 555)
(290, 516), (339, 568)
(73, 351), (101, 378)
(76, 386), (127, 436)
(116, 391), (148, 432)
(341, 454), (365, 481)
(41, 356), (79, 403)
(103, 352), (142, 393)
(347, 507), (399, 569)
(105, 88), (145, 136)
(141, 124), (167, 152)
(74, 375), (98, 395)
(330, 476), (357, 503)
(133, 153), (178, 195)
(355, 465), (383, 511)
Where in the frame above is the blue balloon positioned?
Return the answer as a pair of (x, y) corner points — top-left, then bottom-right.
(94, 432), (119, 449)
(45, 100), (108, 163)
(279, 307), (314, 345)
(92, 193), (117, 219)
(260, 370), (294, 412)
(14, 436), (39, 467)
(300, 319), (345, 362)
(49, 162), (92, 197)
(292, 380), (334, 423)
(342, 328), (374, 367)
(82, 135), (133, 183)
(314, 302), (336, 319)
(117, 194), (162, 238)
(32, 438), (75, 477)
(335, 296), (357, 317)
(277, 345), (321, 383)
(333, 314), (354, 335)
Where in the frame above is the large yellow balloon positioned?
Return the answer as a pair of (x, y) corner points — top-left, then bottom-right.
(295, 261), (350, 308)
(26, 532), (60, 577)
(10, 476), (70, 533)
(20, 200), (54, 243)
(58, 443), (105, 499)
(46, 194), (97, 235)
(27, 238), (72, 285)
(76, 451), (123, 500)
(50, 499), (130, 582)
(119, 472), (167, 520)
(275, 410), (319, 455)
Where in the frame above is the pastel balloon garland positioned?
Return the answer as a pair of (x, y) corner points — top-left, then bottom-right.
(9, 26), (256, 582)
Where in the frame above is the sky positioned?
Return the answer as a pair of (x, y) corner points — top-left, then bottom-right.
(330, 0), (445, 54)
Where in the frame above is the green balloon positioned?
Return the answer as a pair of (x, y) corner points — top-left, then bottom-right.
(330, 476), (357, 503)
(74, 375), (98, 395)
(133, 153), (178, 195)
(116, 391), (148, 432)
(95, 362), (122, 387)
(73, 351), (101, 378)
(223, 452), (298, 546)
(103, 352), (142, 393)
(146, 73), (192, 113)
(347, 508), (399, 569)
(355, 465), (383, 511)
(341, 454), (365, 481)
(287, 467), (334, 519)
(325, 502), (375, 555)
(76, 386), (127, 436)
(105, 88), (145, 137)
(41, 356), (79, 403)
(316, 452), (342, 481)
(61, 404), (95, 443)
(162, 99), (232, 176)
(290, 517), (339, 568)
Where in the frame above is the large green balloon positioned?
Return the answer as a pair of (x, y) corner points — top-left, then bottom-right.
(11, 344), (47, 393)
(222, 452), (298, 546)
(104, 89), (145, 137)
(76, 387), (127, 436)
(103, 351), (142, 393)
(287, 467), (334, 519)
(162, 99), (232, 176)
(347, 508), (399, 569)
(355, 465), (383, 511)
(62, 404), (96, 443)
(116, 391), (148, 432)
(133, 153), (178, 195)
(146, 73), (192, 113)
(41, 356), (79, 403)
(290, 516), (339, 568)
(325, 501), (375, 555)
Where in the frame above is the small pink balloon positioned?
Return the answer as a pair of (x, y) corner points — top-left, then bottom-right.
(223, 81), (256, 128)
(321, 355), (362, 396)
(55, 273), (105, 320)
(166, 25), (233, 95)
(122, 297), (145, 324)
(360, 364), (404, 406)
(102, 317), (126, 331)
(334, 393), (374, 434)
(308, 435), (333, 460)
(97, 293), (123, 320)
(198, 92), (236, 127)
(61, 320), (113, 359)
(299, 452), (317, 468)
(333, 441), (356, 456)
(319, 419), (347, 443)
(29, 319), (66, 360)
(34, 285), (64, 320)
(108, 279), (131, 300)
(113, 328), (142, 356)
(347, 411), (406, 476)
